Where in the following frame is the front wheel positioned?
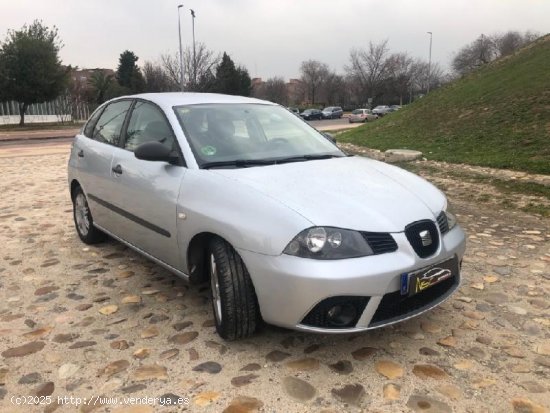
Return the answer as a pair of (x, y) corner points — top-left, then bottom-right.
(73, 187), (106, 244)
(209, 237), (260, 340)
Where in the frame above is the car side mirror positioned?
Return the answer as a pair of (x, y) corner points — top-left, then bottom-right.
(134, 141), (179, 164)
(322, 132), (337, 144)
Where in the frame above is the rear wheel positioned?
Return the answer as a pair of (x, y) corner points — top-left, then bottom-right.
(209, 237), (259, 340)
(73, 187), (106, 244)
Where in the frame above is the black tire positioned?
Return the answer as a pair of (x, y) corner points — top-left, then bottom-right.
(72, 186), (106, 244)
(208, 237), (259, 340)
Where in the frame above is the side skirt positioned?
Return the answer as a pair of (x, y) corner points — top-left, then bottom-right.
(94, 223), (190, 282)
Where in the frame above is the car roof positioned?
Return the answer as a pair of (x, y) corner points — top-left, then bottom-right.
(112, 92), (274, 111)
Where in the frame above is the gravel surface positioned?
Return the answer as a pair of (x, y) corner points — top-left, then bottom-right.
(0, 148), (548, 413)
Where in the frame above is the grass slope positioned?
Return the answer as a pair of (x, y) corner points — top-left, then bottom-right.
(340, 35), (550, 174)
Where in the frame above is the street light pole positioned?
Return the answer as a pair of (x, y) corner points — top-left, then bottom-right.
(427, 31), (432, 94)
(190, 9), (196, 87)
(177, 4), (185, 92)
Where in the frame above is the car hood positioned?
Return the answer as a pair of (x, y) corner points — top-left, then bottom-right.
(211, 156), (446, 232)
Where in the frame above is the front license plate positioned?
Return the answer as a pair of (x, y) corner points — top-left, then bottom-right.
(400, 257), (458, 297)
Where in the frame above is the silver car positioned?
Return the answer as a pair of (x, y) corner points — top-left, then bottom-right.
(68, 93), (466, 340)
(349, 108), (378, 123)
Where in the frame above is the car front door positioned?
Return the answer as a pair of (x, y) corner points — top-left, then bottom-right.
(108, 100), (186, 269)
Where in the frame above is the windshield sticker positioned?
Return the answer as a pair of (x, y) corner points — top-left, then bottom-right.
(201, 146), (217, 156)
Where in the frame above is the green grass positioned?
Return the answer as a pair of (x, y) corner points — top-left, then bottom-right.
(394, 161), (550, 217)
(339, 35), (550, 174)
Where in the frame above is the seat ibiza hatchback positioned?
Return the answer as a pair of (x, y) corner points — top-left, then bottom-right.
(68, 93), (466, 340)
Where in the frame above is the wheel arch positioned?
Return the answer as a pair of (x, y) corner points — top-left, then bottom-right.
(70, 179), (82, 202)
(185, 231), (259, 295)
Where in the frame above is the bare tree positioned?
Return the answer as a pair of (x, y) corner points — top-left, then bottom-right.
(299, 60), (329, 105)
(320, 72), (346, 106)
(409, 59), (444, 98)
(492, 30), (539, 57)
(142, 61), (177, 92)
(161, 42), (220, 92)
(253, 77), (288, 105)
(452, 34), (497, 75)
(385, 53), (414, 105)
(451, 31), (538, 76)
(346, 40), (390, 105)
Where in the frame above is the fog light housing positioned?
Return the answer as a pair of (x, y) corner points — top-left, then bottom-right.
(326, 304), (357, 327)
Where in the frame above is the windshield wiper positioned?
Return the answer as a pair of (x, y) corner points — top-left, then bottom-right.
(201, 159), (277, 169)
(275, 154), (343, 164)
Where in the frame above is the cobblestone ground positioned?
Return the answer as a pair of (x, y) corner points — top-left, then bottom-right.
(0, 149), (548, 413)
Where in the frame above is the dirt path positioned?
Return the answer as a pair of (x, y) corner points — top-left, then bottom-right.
(0, 149), (548, 413)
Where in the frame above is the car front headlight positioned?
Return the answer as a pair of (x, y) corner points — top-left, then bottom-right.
(283, 227), (373, 260)
(444, 205), (457, 231)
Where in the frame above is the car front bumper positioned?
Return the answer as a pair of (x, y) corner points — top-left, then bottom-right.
(238, 224), (466, 333)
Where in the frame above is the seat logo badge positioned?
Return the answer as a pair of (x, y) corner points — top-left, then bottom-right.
(419, 230), (432, 246)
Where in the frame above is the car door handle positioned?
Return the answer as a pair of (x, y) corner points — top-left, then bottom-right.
(77, 150), (84, 158)
(112, 164), (123, 174)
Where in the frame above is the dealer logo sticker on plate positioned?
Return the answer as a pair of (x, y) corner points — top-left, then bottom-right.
(401, 257), (456, 297)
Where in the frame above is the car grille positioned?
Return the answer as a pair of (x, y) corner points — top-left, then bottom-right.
(301, 296), (370, 329)
(437, 212), (449, 234)
(405, 220), (439, 258)
(361, 232), (398, 255)
(369, 275), (458, 327)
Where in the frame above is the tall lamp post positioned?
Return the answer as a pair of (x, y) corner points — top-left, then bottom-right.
(177, 4), (185, 92)
(427, 31), (432, 94)
(190, 9), (196, 86)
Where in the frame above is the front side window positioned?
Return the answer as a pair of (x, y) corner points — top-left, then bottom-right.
(92, 100), (132, 145)
(174, 103), (344, 167)
(124, 101), (175, 152)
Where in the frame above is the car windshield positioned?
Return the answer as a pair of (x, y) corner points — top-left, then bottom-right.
(174, 103), (344, 168)
(323, 107), (334, 111)
(352, 109), (362, 114)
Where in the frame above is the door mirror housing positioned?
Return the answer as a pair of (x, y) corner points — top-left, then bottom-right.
(134, 141), (180, 164)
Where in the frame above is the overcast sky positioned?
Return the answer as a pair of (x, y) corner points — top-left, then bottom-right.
(1, 0), (548, 79)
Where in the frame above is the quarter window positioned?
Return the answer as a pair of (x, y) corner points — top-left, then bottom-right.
(124, 101), (175, 152)
(83, 107), (104, 138)
(92, 100), (132, 145)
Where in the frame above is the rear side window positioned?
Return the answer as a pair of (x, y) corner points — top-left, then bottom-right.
(92, 100), (132, 145)
(83, 107), (104, 138)
(124, 101), (176, 152)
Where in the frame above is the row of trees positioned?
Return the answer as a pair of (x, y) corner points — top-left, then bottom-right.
(254, 40), (444, 108)
(0, 20), (540, 125)
(89, 48), (252, 104)
(451, 30), (538, 75)
(0, 20), (252, 124)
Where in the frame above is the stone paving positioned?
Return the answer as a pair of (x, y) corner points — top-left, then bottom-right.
(0, 149), (548, 413)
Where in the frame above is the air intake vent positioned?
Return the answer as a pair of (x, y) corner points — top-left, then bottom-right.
(437, 212), (449, 234)
(361, 232), (398, 255)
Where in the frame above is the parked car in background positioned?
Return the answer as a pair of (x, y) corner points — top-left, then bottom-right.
(288, 107), (300, 116)
(390, 105), (402, 112)
(349, 108), (378, 123)
(372, 105), (391, 116)
(300, 108), (323, 120)
(322, 106), (343, 119)
(68, 92), (466, 340)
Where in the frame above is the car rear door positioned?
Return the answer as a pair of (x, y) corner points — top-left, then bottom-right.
(107, 100), (186, 269)
(74, 99), (133, 230)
